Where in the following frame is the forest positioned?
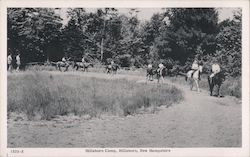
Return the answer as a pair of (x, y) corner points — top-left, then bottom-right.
(7, 8), (242, 77)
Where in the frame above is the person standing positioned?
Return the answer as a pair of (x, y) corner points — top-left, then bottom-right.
(16, 54), (21, 72)
(7, 54), (13, 71)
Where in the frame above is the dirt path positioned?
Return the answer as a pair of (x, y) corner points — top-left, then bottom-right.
(8, 72), (241, 147)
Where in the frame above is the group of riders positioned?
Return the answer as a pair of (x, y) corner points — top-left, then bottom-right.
(147, 57), (221, 81)
(7, 51), (223, 95)
(8, 53), (221, 80)
(146, 56), (223, 96)
(58, 55), (118, 73)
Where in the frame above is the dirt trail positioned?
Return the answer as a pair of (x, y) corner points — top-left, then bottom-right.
(8, 72), (241, 147)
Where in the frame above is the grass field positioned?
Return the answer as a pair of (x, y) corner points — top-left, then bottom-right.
(8, 72), (183, 120)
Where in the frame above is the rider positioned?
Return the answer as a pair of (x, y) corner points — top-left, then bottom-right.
(62, 56), (69, 67)
(157, 63), (164, 74)
(190, 56), (201, 80)
(147, 63), (153, 69)
(62, 56), (66, 62)
(82, 55), (86, 63)
(111, 60), (114, 66)
(210, 58), (221, 78)
(7, 53), (13, 71)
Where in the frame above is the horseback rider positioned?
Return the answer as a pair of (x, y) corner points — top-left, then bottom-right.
(157, 63), (164, 75)
(210, 58), (221, 78)
(82, 55), (86, 63)
(147, 63), (154, 81)
(62, 56), (69, 67)
(157, 63), (165, 83)
(62, 56), (66, 62)
(147, 63), (153, 69)
(190, 56), (202, 80)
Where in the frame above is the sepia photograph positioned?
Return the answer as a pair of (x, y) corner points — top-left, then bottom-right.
(0, 0), (249, 156)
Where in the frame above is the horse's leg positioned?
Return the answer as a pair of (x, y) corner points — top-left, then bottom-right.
(217, 84), (221, 97)
(161, 76), (164, 84)
(210, 83), (214, 96)
(208, 76), (213, 96)
(196, 80), (200, 92)
(189, 79), (193, 90)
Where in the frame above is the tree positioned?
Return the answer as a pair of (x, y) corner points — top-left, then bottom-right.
(8, 8), (63, 63)
(215, 9), (242, 77)
(153, 8), (219, 70)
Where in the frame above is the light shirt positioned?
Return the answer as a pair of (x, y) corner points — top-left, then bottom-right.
(148, 64), (152, 69)
(7, 55), (12, 64)
(16, 55), (20, 65)
(159, 63), (164, 69)
(62, 57), (66, 62)
(212, 64), (220, 73)
(191, 63), (199, 70)
(82, 57), (85, 63)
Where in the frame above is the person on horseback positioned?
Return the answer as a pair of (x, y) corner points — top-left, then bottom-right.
(62, 56), (66, 62)
(191, 56), (202, 80)
(210, 59), (221, 78)
(146, 63), (154, 81)
(82, 55), (85, 63)
(157, 63), (165, 83)
(62, 56), (69, 67)
(147, 63), (153, 69)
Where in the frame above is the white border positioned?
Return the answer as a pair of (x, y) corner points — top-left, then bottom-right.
(0, 0), (249, 157)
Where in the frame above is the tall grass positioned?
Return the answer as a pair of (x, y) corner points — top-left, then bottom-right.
(8, 72), (183, 120)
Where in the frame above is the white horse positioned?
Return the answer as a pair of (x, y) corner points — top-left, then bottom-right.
(185, 65), (203, 92)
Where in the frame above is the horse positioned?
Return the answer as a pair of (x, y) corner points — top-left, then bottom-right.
(146, 67), (154, 81)
(106, 64), (119, 75)
(156, 67), (166, 83)
(185, 65), (203, 92)
(56, 61), (71, 72)
(207, 71), (226, 97)
(73, 62), (94, 72)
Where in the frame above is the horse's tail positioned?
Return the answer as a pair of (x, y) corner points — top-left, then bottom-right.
(185, 75), (188, 81)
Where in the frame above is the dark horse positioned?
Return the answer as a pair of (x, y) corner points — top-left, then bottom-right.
(156, 67), (166, 83)
(73, 62), (94, 72)
(146, 67), (154, 81)
(56, 61), (71, 72)
(106, 64), (119, 74)
(207, 72), (226, 97)
(146, 67), (166, 83)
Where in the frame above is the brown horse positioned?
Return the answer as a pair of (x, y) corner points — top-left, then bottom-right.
(73, 62), (94, 72)
(208, 72), (226, 97)
(56, 61), (71, 72)
(106, 64), (119, 74)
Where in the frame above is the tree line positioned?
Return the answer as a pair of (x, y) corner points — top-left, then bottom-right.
(7, 8), (242, 77)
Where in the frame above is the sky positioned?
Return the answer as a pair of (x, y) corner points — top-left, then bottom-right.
(57, 8), (238, 25)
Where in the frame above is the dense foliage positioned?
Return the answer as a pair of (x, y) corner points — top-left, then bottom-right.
(7, 8), (242, 77)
